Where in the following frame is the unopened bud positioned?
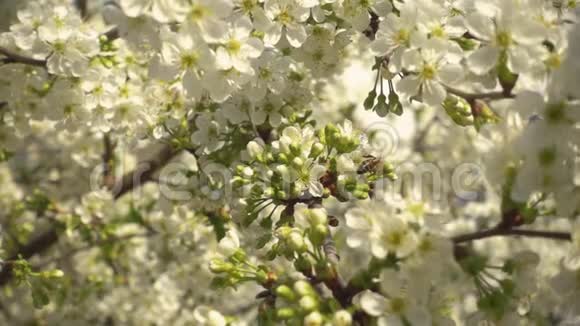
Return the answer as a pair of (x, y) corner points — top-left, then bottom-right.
(276, 285), (297, 302)
(293, 280), (314, 297)
(209, 259), (234, 273)
(300, 296), (318, 311)
(333, 310), (353, 326)
(304, 311), (323, 326)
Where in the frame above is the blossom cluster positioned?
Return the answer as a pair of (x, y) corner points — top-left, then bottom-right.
(1, 0), (580, 325)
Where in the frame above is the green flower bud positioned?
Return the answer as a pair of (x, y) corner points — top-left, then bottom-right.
(43, 269), (64, 278)
(293, 280), (315, 297)
(497, 51), (518, 95)
(277, 226), (293, 239)
(289, 231), (306, 253)
(310, 208), (328, 226)
(294, 255), (313, 273)
(278, 153), (289, 164)
(310, 142), (325, 158)
(290, 143), (302, 157)
(276, 308), (296, 320)
(310, 224), (328, 246)
(304, 311), (323, 326)
(292, 157), (304, 168)
(299, 296), (318, 311)
(275, 190), (288, 200)
(388, 92), (403, 116)
(356, 184), (370, 193)
(364, 89), (377, 110)
(374, 94), (389, 117)
(276, 285), (297, 302)
(333, 310), (353, 326)
(231, 249), (247, 263)
(209, 259), (235, 273)
(353, 190), (369, 200)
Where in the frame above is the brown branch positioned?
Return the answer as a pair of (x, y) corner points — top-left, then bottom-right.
(452, 227), (572, 244)
(0, 26), (119, 69)
(0, 47), (46, 67)
(110, 144), (179, 199)
(0, 228), (59, 286)
(444, 85), (515, 101)
(74, 0), (89, 20)
(0, 145), (180, 287)
(102, 133), (116, 189)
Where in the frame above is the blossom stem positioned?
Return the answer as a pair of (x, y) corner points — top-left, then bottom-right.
(452, 227), (572, 243)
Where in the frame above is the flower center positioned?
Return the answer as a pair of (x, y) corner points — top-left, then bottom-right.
(496, 31), (512, 48)
(241, 0), (256, 12)
(226, 39), (242, 54)
(395, 29), (410, 46)
(277, 9), (293, 25)
(259, 68), (272, 80)
(189, 5), (208, 21)
(420, 64), (437, 80)
(545, 101), (566, 123)
(181, 52), (199, 69)
(431, 25), (445, 38)
(545, 53), (561, 69)
(390, 297), (406, 314)
(386, 231), (404, 246)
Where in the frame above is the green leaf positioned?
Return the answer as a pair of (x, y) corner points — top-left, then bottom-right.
(30, 280), (50, 309)
(207, 213), (228, 241)
(256, 234), (272, 249)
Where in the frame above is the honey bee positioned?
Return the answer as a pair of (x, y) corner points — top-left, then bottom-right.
(357, 155), (382, 174)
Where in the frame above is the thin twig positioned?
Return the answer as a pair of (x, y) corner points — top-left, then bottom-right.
(444, 85), (515, 101)
(452, 227), (572, 243)
(0, 47), (46, 67)
(74, 0), (89, 20)
(102, 133), (116, 189)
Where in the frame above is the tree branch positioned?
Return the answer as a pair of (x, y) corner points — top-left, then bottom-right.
(0, 145), (180, 286)
(74, 0), (89, 20)
(444, 85), (515, 101)
(110, 144), (179, 199)
(0, 47), (46, 67)
(452, 227), (572, 244)
(0, 229), (59, 286)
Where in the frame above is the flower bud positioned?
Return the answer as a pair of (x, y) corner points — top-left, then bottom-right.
(276, 285), (297, 302)
(310, 208), (327, 226)
(388, 92), (403, 116)
(310, 224), (328, 246)
(292, 157), (304, 168)
(209, 259), (234, 273)
(293, 280), (314, 297)
(276, 308), (296, 320)
(290, 143), (302, 156)
(374, 94), (389, 117)
(288, 231), (306, 253)
(364, 89), (377, 110)
(247, 141), (264, 160)
(333, 310), (353, 326)
(353, 190), (369, 200)
(299, 296), (318, 311)
(304, 311), (323, 326)
(276, 165), (290, 180)
(242, 167), (254, 178)
(310, 142), (325, 158)
(44, 269), (64, 278)
(231, 249), (247, 263)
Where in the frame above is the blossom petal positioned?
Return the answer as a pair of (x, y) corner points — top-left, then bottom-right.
(467, 46), (499, 75)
